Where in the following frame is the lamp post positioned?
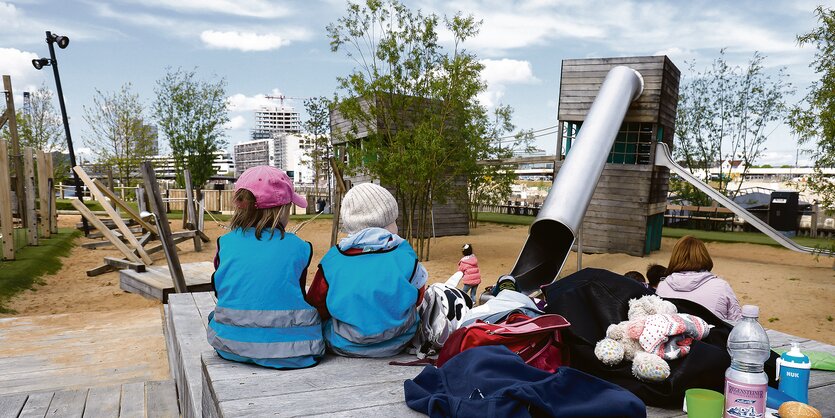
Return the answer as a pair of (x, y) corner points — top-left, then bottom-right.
(33, 31), (88, 233)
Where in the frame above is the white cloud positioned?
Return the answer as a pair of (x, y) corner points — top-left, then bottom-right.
(0, 48), (44, 94)
(225, 115), (247, 130)
(480, 59), (539, 85)
(118, 0), (292, 19)
(227, 89), (284, 112)
(200, 31), (291, 52)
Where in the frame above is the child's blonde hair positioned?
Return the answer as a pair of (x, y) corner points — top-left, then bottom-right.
(229, 188), (291, 240)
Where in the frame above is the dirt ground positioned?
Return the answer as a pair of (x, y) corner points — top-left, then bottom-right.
(3, 215), (834, 346)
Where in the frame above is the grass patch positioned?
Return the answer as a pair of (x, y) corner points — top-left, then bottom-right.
(56, 198), (105, 212)
(0, 228), (80, 313)
(828, 316), (833, 322)
(475, 212), (535, 226)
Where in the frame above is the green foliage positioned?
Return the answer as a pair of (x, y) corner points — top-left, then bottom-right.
(56, 198), (104, 212)
(790, 6), (835, 208)
(0, 228), (80, 313)
(83, 83), (156, 187)
(303, 97), (333, 202)
(675, 50), (793, 203)
(329, 0), (524, 259)
(1, 84), (68, 182)
(153, 68), (229, 189)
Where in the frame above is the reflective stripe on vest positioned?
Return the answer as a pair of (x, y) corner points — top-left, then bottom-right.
(212, 306), (321, 328)
(331, 308), (417, 344)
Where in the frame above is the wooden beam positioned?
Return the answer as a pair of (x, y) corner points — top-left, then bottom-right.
(73, 166), (153, 265)
(35, 150), (50, 238)
(183, 169), (201, 252)
(86, 264), (116, 277)
(23, 147), (38, 246)
(3, 76), (26, 228)
(103, 256), (147, 273)
(47, 154), (57, 234)
(0, 140), (15, 260)
(141, 161), (187, 293)
(144, 235), (192, 255)
(93, 179), (158, 235)
(71, 198), (143, 264)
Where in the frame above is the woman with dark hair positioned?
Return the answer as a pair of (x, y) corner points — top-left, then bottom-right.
(656, 236), (742, 321)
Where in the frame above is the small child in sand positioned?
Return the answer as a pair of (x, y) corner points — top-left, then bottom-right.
(306, 183), (427, 357)
(207, 166), (324, 369)
(457, 244), (482, 301)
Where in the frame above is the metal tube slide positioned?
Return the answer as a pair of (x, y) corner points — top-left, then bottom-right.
(654, 142), (830, 255)
(509, 66), (645, 293)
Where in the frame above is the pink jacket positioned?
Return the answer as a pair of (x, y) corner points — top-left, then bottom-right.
(457, 255), (481, 285)
(656, 270), (742, 321)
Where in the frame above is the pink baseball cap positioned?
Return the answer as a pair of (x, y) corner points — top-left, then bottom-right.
(235, 166), (307, 209)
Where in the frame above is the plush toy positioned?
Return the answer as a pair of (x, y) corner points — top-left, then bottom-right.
(594, 295), (712, 382)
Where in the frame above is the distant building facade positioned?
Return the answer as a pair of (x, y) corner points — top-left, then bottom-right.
(233, 105), (314, 184)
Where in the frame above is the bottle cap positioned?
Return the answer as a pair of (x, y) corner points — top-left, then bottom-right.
(741, 305), (759, 318)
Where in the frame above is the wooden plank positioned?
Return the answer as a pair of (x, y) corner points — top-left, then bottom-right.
(73, 166), (153, 265)
(141, 162), (187, 294)
(35, 151), (50, 238)
(118, 382), (145, 418)
(305, 403), (421, 417)
(23, 148), (38, 246)
(81, 385), (121, 418)
(0, 393), (27, 418)
(86, 264), (116, 277)
(71, 199), (143, 264)
(44, 389), (87, 418)
(168, 294), (211, 418)
(103, 256), (147, 273)
(92, 179), (158, 235)
(0, 140), (14, 260)
(17, 392), (53, 418)
(46, 155), (56, 234)
(144, 380), (178, 418)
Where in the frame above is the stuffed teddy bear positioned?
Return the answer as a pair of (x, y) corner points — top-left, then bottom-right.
(594, 295), (712, 382)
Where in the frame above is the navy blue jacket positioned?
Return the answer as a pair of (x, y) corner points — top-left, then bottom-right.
(405, 345), (646, 417)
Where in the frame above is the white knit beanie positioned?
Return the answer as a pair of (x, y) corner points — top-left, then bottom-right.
(340, 183), (399, 234)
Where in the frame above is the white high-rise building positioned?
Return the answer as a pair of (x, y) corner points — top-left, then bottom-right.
(233, 133), (314, 185)
(253, 105), (301, 137)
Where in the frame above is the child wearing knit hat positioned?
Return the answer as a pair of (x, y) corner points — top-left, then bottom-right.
(306, 182), (428, 357)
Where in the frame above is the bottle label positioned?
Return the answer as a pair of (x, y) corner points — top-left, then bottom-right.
(724, 377), (766, 418)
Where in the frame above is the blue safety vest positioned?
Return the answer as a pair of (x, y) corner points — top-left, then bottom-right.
(207, 228), (324, 369)
(319, 241), (419, 357)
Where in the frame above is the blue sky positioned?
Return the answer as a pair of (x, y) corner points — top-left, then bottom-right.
(0, 0), (827, 165)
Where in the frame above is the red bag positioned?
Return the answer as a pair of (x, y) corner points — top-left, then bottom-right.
(436, 313), (571, 373)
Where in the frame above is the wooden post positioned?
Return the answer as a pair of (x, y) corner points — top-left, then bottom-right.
(141, 162), (187, 293)
(136, 186), (147, 214)
(35, 150), (51, 238)
(0, 140), (15, 260)
(23, 148), (37, 246)
(47, 154), (57, 234)
(183, 170), (197, 230)
(329, 158), (347, 247)
(71, 199), (143, 264)
(811, 204), (819, 238)
(73, 166), (153, 265)
(93, 179), (158, 236)
(3, 76), (26, 226)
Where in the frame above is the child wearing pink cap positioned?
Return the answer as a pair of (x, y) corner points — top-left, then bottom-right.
(206, 165), (325, 369)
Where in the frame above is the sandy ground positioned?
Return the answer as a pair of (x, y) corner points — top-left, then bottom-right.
(3, 215), (834, 349)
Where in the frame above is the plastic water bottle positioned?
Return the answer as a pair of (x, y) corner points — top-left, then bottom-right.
(776, 342), (810, 403)
(724, 305), (770, 418)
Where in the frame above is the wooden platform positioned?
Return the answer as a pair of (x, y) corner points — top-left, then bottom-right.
(165, 293), (835, 418)
(0, 380), (178, 418)
(0, 309), (170, 396)
(120, 261), (214, 302)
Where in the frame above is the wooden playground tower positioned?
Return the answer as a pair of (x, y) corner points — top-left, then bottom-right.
(556, 56), (681, 256)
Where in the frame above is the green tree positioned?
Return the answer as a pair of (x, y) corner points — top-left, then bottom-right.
(82, 83), (156, 186)
(328, 0), (521, 259)
(153, 67), (229, 189)
(673, 50), (793, 204)
(303, 96), (333, 209)
(1, 84), (68, 182)
(790, 6), (835, 208)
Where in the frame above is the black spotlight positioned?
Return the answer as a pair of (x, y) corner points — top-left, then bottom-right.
(31, 58), (51, 70)
(54, 35), (70, 49)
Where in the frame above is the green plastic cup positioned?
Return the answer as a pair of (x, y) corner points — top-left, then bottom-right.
(685, 388), (724, 418)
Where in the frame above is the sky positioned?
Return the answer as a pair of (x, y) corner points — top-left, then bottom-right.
(0, 0), (829, 166)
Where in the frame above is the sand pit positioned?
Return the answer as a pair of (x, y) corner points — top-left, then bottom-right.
(2, 214), (833, 347)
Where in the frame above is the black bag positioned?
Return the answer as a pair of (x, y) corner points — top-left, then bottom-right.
(542, 268), (778, 408)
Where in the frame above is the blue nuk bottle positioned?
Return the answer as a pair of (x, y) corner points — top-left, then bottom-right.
(776, 342), (811, 403)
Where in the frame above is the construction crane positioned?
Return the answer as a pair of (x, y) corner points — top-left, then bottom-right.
(264, 95), (309, 107)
